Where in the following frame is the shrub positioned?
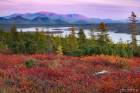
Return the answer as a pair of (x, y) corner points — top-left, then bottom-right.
(63, 49), (82, 56)
(115, 59), (130, 69)
(24, 59), (37, 68)
(0, 88), (16, 93)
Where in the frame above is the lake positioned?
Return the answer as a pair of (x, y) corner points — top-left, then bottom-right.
(17, 27), (140, 44)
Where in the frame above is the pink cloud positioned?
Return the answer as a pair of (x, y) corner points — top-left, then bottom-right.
(0, 0), (140, 19)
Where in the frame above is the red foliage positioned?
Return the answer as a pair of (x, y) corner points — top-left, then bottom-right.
(0, 54), (140, 93)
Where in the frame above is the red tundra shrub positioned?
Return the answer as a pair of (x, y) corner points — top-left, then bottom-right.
(0, 54), (140, 93)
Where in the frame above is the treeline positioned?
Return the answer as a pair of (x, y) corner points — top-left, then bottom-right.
(0, 23), (139, 57)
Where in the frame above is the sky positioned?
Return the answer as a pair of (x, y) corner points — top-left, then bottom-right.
(0, 0), (140, 19)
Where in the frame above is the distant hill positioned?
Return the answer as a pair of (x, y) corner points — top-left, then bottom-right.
(0, 11), (127, 25)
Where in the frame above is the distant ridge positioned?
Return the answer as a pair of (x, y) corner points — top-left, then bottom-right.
(0, 11), (128, 25)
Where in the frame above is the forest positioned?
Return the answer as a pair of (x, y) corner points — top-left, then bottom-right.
(0, 14), (139, 57)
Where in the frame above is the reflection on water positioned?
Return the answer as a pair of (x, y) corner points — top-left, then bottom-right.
(17, 27), (140, 44)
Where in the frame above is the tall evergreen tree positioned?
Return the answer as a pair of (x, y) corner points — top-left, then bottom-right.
(98, 22), (107, 31)
(129, 11), (138, 50)
(97, 22), (109, 43)
(66, 27), (79, 51)
(34, 31), (47, 53)
(0, 29), (4, 43)
(0, 29), (7, 49)
(10, 24), (19, 41)
(89, 28), (96, 39)
(78, 28), (86, 48)
(9, 24), (21, 53)
(46, 35), (54, 53)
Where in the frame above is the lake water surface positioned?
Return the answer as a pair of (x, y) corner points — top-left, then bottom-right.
(17, 27), (140, 44)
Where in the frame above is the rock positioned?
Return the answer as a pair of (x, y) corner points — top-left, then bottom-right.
(95, 70), (109, 75)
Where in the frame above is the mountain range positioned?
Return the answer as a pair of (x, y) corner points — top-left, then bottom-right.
(0, 11), (131, 25)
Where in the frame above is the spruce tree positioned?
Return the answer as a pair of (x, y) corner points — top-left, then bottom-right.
(129, 11), (138, 50)
(9, 24), (20, 53)
(34, 31), (47, 53)
(97, 22), (109, 43)
(10, 24), (19, 41)
(0, 29), (4, 43)
(67, 27), (79, 51)
(78, 28), (86, 48)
